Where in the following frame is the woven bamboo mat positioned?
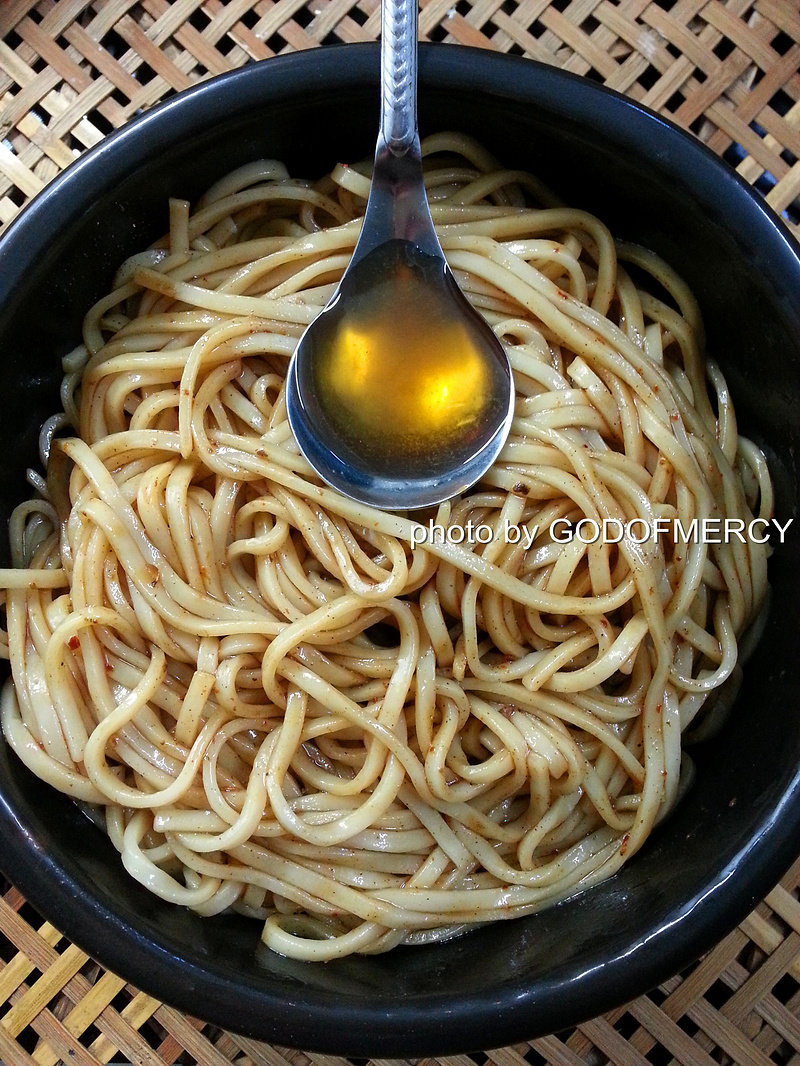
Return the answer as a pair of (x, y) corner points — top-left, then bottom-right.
(2, 861), (800, 1064)
(1, 0), (800, 233)
(1, 1), (800, 1064)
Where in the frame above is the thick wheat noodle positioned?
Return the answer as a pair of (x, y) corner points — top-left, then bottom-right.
(0, 132), (771, 961)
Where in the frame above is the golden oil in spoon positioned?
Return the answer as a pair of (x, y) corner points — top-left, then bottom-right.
(303, 239), (511, 479)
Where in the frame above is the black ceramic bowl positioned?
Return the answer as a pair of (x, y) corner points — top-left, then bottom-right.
(1, 43), (799, 1057)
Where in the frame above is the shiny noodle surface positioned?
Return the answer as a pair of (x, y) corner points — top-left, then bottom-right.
(0, 134), (771, 960)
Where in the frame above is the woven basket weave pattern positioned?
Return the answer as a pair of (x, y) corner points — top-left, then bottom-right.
(2, 862), (800, 1064)
(0, 1), (799, 232)
(1, 1), (800, 1063)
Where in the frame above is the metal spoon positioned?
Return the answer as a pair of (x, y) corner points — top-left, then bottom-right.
(285, 1), (514, 510)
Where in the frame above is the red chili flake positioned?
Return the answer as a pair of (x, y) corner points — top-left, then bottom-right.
(619, 832), (631, 856)
(67, 635), (80, 650)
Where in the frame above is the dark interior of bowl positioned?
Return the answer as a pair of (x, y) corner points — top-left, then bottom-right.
(0, 44), (799, 1057)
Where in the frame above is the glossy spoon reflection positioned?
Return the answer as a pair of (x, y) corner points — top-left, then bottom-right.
(285, 0), (514, 510)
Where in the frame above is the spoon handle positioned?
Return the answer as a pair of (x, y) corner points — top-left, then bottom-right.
(380, 0), (418, 155)
(348, 0), (439, 262)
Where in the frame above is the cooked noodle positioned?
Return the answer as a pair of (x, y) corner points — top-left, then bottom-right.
(0, 133), (771, 961)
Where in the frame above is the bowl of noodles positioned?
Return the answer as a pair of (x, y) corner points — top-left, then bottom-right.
(0, 42), (799, 1056)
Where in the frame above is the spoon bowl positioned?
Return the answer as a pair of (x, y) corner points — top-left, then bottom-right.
(286, 3), (514, 509)
(286, 235), (514, 509)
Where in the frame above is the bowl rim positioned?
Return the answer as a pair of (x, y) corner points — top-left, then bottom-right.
(1, 42), (798, 271)
(1, 41), (800, 1057)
